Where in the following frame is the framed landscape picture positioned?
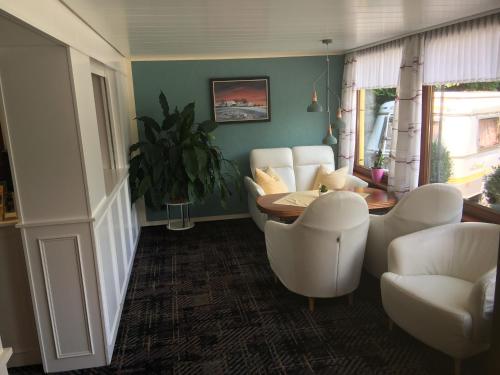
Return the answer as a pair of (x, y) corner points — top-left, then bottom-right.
(210, 77), (270, 124)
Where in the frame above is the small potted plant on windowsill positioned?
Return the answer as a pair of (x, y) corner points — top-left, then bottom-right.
(371, 149), (386, 184)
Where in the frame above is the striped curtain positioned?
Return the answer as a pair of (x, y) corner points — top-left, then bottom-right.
(388, 35), (424, 195)
(339, 53), (357, 172)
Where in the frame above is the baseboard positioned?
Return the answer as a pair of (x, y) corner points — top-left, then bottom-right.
(142, 213), (251, 227)
(7, 347), (41, 368)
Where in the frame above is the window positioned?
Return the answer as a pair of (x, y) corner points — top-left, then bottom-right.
(478, 117), (500, 150)
(356, 88), (397, 170)
(426, 81), (500, 212)
(91, 73), (116, 171)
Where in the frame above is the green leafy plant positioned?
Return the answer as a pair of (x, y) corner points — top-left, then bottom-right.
(372, 149), (386, 169)
(484, 166), (500, 204)
(129, 92), (240, 209)
(372, 88), (397, 108)
(430, 141), (453, 183)
(319, 184), (328, 193)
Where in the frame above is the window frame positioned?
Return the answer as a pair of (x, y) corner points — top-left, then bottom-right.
(353, 89), (389, 186)
(420, 85), (500, 224)
(353, 84), (500, 224)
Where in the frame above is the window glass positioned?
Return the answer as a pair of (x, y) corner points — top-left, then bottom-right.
(357, 88), (397, 169)
(431, 82), (500, 211)
(92, 73), (116, 171)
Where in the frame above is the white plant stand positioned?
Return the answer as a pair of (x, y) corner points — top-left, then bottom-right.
(166, 202), (194, 230)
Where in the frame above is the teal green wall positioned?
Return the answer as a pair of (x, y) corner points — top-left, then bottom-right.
(131, 55), (344, 221)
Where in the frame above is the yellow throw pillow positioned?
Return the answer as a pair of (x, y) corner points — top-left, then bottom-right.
(313, 165), (348, 190)
(255, 167), (289, 195)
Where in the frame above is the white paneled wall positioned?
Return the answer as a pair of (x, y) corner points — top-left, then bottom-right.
(94, 177), (139, 360)
(0, 10), (140, 373)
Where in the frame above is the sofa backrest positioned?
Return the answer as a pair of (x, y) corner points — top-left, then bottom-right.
(250, 148), (296, 191)
(292, 146), (335, 191)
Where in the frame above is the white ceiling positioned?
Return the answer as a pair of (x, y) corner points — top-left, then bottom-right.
(60, 0), (500, 60)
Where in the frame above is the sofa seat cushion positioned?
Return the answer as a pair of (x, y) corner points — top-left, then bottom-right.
(255, 167), (289, 195)
(381, 273), (484, 358)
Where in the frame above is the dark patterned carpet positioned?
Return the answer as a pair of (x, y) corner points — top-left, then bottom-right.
(11, 219), (484, 374)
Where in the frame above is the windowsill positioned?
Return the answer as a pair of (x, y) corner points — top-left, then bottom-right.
(0, 218), (18, 228)
(353, 166), (388, 190)
(463, 200), (500, 224)
(355, 160), (500, 223)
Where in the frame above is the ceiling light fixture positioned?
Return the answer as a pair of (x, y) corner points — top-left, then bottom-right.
(307, 39), (345, 146)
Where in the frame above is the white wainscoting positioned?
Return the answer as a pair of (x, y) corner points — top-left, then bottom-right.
(93, 175), (139, 362)
(18, 175), (139, 372)
(21, 222), (107, 373)
(37, 235), (94, 359)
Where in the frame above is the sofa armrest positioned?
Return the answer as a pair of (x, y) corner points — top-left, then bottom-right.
(468, 267), (497, 341)
(244, 176), (264, 198)
(344, 175), (369, 189)
(469, 268), (497, 320)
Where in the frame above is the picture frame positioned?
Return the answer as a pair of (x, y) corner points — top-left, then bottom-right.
(209, 76), (271, 124)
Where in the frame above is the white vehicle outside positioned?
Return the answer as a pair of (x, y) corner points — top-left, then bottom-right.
(364, 92), (500, 199)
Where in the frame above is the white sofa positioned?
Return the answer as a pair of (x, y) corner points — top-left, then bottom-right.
(364, 183), (463, 278)
(244, 146), (368, 230)
(265, 191), (369, 311)
(381, 222), (499, 374)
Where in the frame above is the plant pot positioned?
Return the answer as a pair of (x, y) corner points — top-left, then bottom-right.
(371, 168), (384, 183)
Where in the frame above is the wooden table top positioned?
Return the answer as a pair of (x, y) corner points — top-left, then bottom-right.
(256, 187), (397, 219)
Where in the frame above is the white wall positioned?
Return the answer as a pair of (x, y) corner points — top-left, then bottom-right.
(0, 0), (127, 74)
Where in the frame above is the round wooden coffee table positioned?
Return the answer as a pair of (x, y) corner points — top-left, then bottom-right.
(256, 187), (396, 220)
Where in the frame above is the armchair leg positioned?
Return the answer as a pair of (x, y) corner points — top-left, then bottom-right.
(308, 297), (315, 313)
(454, 358), (461, 375)
(273, 275), (278, 284)
(348, 293), (354, 306)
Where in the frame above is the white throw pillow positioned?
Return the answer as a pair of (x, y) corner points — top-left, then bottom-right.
(313, 165), (348, 190)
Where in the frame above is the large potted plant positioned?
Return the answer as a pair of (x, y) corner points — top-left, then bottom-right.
(129, 92), (240, 227)
(371, 149), (386, 183)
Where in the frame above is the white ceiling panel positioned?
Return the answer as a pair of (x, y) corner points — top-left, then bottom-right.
(60, 0), (500, 59)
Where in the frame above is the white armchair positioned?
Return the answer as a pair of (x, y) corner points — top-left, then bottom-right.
(364, 183), (463, 278)
(265, 191), (369, 311)
(381, 222), (500, 374)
